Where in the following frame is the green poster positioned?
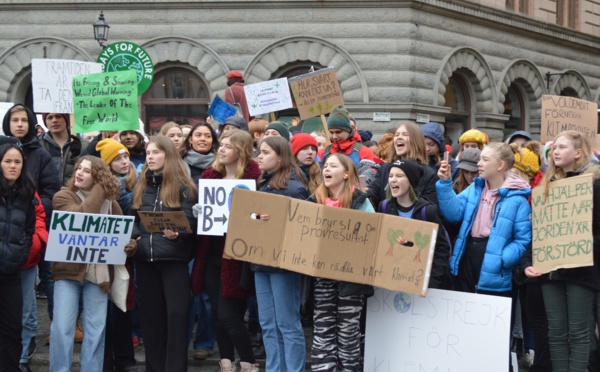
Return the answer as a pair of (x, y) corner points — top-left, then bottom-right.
(97, 41), (154, 96)
(72, 70), (139, 133)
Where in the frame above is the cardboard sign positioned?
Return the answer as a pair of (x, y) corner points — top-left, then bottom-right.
(223, 189), (439, 296)
(365, 288), (511, 372)
(31, 59), (103, 114)
(207, 95), (239, 124)
(531, 174), (594, 274)
(244, 78), (293, 116)
(97, 41), (154, 95)
(46, 211), (134, 265)
(137, 211), (192, 233)
(541, 95), (598, 145)
(288, 68), (344, 120)
(72, 70), (139, 133)
(197, 179), (257, 236)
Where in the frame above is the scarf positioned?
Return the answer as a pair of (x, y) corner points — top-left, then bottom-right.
(76, 189), (112, 291)
(184, 150), (216, 171)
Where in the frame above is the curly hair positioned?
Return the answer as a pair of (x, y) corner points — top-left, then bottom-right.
(67, 155), (121, 200)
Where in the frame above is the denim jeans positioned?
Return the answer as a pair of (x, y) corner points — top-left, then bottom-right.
(50, 279), (108, 372)
(255, 271), (305, 372)
(20, 267), (37, 363)
(542, 281), (594, 372)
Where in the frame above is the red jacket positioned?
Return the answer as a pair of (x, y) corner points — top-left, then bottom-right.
(190, 160), (261, 298)
(224, 82), (250, 123)
(21, 193), (48, 269)
(318, 132), (383, 165)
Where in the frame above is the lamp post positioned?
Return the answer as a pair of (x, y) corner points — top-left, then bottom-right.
(93, 11), (110, 48)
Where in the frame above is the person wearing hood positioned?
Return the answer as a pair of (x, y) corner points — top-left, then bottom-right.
(2, 104), (60, 223)
(318, 105), (382, 166)
(220, 116), (249, 134)
(422, 122), (458, 180)
(40, 113), (89, 186)
(436, 142), (531, 295)
(506, 130), (532, 149)
(378, 159), (451, 289)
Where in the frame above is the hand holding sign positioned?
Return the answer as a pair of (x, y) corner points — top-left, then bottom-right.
(437, 152), (451, 181)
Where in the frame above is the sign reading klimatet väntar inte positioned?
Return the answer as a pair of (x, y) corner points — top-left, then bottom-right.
(97, 41), (154, 95)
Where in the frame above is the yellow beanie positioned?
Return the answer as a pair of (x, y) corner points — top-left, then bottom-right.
(96, 138), (129, 165)
(514, 147), (540, 177)
(459, 129), (487, 146)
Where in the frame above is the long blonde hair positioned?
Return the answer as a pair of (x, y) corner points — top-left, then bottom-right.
(391, 122), (428, 164)
(132, 136), (197, 209)
(213, 130), (253, 179)
(314, 154), (361, 209)
(539, 131), (591, 201)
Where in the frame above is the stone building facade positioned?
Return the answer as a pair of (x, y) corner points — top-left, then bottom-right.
(0, 0), (599, 143)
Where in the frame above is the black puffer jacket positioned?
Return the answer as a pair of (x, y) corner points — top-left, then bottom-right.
(2, 104), (60, 223)
(131, 172), (197, 262)
(40, 132), (88, 186)
(0, 186), (35, 274)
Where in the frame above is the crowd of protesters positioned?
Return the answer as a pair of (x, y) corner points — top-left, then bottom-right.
(0, 72), (599, 372)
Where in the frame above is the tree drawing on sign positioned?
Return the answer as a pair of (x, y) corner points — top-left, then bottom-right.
(386, 229), (404, 256)
(413, 231), (430, 263)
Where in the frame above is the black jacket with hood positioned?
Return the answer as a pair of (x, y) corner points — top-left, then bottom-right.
(40, 130), (88, 187)
(421, 122), (459, 180)
(2, 104), (60, 223)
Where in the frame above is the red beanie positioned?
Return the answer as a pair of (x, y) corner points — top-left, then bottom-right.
(226, 70), (243, 81)
(291, 133), (318, 157)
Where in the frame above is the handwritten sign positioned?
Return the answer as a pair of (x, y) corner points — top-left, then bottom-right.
(198, 179), (257, 236)
(46, 211), (134, 265)
(531, 174), (594, 274)
(31, 59), (103, 114)
(223, 189), (439, 296)
(207, 95), (239, 124)
(244, 78), (293, 116)
(541, 95), (598, 145)
(138, 211), (192, 233)
(365, 288), (511, 372)
(72, 70), (139, 133)
(288, 68), (344, 120)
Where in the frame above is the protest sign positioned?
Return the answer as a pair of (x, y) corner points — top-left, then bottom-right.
(531, 174), (594, 274)
(46, 211), (134, 265)
(72, 70), (139, 133)
(97, 41), (154, 95)
(138, 211), (192, 233)
(541, 95), (598, 145)
(31, 59), (103, 113)
(207, 95), (239, 124)
(223, 189), (438, 295)
(244, 78), (293, 117)
(0, 102), (14, 134)
(288, 68), (344, 120)
(365, 288), (511, 372)
(197, 179), (257, 236)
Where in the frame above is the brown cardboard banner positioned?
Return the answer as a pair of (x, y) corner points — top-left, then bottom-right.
(137, 211), (192, 233)
(531, 174), (594, 274)
(540, 95), (598, 145)
(288, 68), (344, 120)
(223, 189), (439, 296)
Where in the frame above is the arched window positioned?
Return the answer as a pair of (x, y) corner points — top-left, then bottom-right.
(141, 67), (210, 135)
(560, 87), (579, 98)
(443, 74), (471, 147)
(503, 84), (525, 138)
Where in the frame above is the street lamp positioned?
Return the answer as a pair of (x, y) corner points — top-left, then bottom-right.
(93, 11), (110, 48)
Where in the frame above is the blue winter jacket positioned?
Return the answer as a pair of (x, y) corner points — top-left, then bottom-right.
(436, 177), (532, 292)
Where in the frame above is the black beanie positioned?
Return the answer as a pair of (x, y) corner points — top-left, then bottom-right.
(389, 159), (423, 189)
